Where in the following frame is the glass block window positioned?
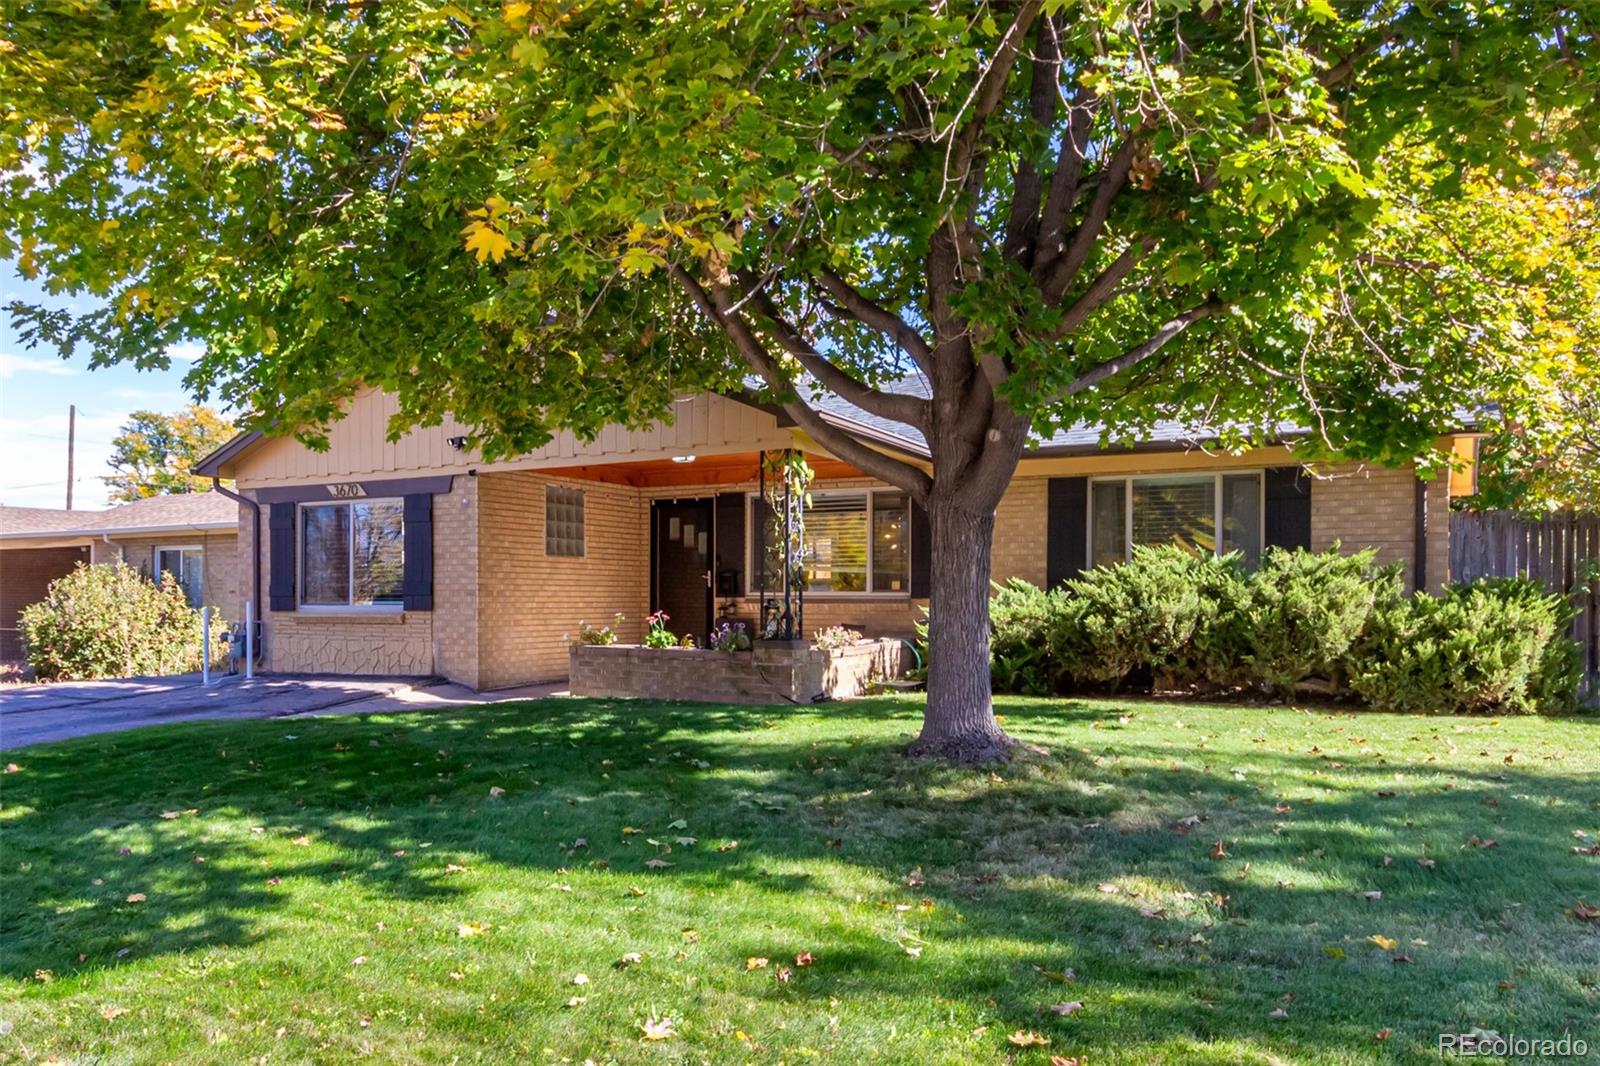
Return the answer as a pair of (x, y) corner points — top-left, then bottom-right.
(545, 485), (586, 557)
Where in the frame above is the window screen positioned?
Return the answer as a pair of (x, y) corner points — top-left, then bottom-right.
(545, 485), (586, 557)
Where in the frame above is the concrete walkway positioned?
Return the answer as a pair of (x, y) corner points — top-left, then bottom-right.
(0, 675), (565, 749)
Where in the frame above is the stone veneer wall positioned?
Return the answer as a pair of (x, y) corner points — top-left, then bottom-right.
(569, 638), (905, 705)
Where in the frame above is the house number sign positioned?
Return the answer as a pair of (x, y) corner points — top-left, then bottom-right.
(328, 483), (367, 499)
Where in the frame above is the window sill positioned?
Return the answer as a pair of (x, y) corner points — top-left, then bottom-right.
(287, 606), (408, 623)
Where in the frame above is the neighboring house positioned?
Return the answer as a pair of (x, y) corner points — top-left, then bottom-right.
(0, 493), (242, 660)
(194, 387), (1479, 689)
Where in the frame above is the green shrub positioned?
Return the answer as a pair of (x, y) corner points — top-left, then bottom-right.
(1055, 546), (1249, 690)
(987, 578), (1069, 695)
(1243, 545), (1402, 693)
(1349, 578), (1581, 714)
(19, 562), (222, 681)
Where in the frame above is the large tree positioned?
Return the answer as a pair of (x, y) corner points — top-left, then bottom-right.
(104, 403), (237, 501)
(3, 1), (1595, 758)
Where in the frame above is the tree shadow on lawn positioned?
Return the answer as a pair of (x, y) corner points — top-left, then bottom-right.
(3, 695), (1597, 1061)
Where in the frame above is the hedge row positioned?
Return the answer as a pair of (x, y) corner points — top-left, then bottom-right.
(982, 545), (1582, 715)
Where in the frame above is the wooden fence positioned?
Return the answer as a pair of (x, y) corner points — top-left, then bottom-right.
(1449, 510), (1600, 702)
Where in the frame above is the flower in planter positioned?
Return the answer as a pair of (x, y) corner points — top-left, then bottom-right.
(709, 621), (751, 654)
(812, 625), (863, 651)
(643, 610), (678, 649)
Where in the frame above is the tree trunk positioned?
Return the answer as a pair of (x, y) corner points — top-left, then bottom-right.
(906, 497), (1014, 763)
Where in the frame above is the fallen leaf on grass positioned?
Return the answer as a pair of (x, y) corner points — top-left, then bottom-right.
(1368, 935), (1398, 951)
(1210, 840), (1229, 860)
(571, 973), (589, 985)
(1322, 945), (1345, 959)
(1375, 1028), (1392, 1041)
(1050, 1058), (1084, 1066)
(444, 864), (467, 874)
(1049, 1002), (1084, 1016)
(1268, 1007), (1288, 1020)
(99, 1005), (127, 1021)
(773, 966), (792, 983)
(1172, 815), (1202, 834)
(1570, 900), (1600, 922)
(1008, 1030), (1051, 1047)
(614, 952), (642, 970)
(2, 763), (20, 773)
(1574, 844), (1600, 857)
(351, 956), (367, 966)
(1138, 907), (1167, 920)
(674, 836), (697, 846)
(1466, 835), (1498, 849)
(795, 951), (815, 967)
(564, 996), (585, 1007)
(644, 858), (673, 870)
(290, 836), (310, 847)
(1417, 858), (1436, 869)
(716, 840), (739, 852)
(903, 945), (923, 958)
(666, 819), (689, 830)
(1033, 964), (1075, 983)
(745, 957), (769, 971)
(124, 893), (146, 904)
(488, 786), (505, 799)
(1392, 954), (1413, 964)
(1364, 891), (1383, 901)
(1095, 883), (1119, 894)
(641, 1017), (676, 1041)
(456, 922), (486, 938)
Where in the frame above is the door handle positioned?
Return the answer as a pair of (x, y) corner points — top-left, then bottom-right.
(705, 569), (713, 588)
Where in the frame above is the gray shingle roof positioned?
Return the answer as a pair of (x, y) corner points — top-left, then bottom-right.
(0, 492), (237, 539)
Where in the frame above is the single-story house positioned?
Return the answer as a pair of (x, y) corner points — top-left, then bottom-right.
(0, 493), (242, 660)
(192, 387), (1479, 689)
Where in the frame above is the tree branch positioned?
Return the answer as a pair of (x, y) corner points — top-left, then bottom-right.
(1033, 87), (1098, 275)
(942, 0), (1044, 199)
(1061, 298), (1226, 397)
(1050, 239), (1153, 339)
(1041, 138), (1137, 304)
(735, 270), (932, 433)
(667, 263), (932, 499)
(1003, 15), (1062, 262)
(811, 264), (936, 375)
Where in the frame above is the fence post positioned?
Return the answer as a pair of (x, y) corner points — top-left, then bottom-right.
(201, 606), (211, 686)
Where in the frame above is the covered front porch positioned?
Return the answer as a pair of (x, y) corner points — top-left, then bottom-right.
(471, 447), (927, 690)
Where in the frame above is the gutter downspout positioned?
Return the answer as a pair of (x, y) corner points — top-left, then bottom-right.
(212, 477), (261, 644)
(100, 533), (124, 563)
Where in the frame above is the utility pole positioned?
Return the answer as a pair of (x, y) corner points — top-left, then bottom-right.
(65, 403), (75, 510)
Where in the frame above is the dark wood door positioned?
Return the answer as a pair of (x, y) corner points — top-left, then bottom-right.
(652, 498), (713, 644)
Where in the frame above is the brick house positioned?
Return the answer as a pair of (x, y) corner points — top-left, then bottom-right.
(192, 387), (1479, 690)
(0, 493), (242, 660)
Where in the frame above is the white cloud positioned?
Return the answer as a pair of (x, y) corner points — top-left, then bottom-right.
(0, 352), (75, 380)
(167, 341), (207, 363)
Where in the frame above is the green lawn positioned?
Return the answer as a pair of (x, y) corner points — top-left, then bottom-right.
(2, 696), (1597, 1064)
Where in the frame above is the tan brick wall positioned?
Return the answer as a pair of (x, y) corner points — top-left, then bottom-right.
(476, 471), (649, 689)
(432, 475), (480, 689)
(992, 476), (1048, 587)
(1310, 462), (1451, 592)
(569, 638), (904, 705)
(92, 533), (242, 623)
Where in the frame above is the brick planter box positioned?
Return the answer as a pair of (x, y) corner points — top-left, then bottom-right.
(569, 638), (906, 705)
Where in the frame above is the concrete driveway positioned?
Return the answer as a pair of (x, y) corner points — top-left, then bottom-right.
(0, 675), (563, 749)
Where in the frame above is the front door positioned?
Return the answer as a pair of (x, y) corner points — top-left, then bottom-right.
(651, 498), (713, 645)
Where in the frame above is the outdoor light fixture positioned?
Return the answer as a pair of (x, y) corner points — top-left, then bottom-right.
(447, 435), (469, 451)
(671, 454), (697, 463)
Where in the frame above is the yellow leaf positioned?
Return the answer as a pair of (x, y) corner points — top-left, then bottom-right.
(1368, 934), (1397, 951)
(462, 221), (513, 264)
(502, 0), (530, 24)
(1009, 1030), (1051, 1047)
(456, 922), (486, 938)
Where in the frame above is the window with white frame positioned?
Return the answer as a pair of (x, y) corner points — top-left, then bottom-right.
(749, 490), (910, 595)
(299, 499), (405, 607)
(1089, 472), (1264, 568)
(156, 546), (204, 607)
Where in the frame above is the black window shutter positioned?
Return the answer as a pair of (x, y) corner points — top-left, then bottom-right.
(910, 499), (932, 598)
(1263, 466), (1312, 551)
(714, 493), (745, 597)
(403, 493), (433, 611)
(268, 503), (296, 611)
(1046, 477), (1088, 588)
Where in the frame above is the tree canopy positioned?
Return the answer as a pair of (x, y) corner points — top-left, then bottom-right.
(4, 0), (1595, 755)
(103, 403), (236, 501)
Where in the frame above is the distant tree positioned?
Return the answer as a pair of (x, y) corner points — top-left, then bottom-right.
(103, 404), (236, 501)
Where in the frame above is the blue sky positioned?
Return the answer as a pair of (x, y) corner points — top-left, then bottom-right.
(1, 261), (212, 509)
